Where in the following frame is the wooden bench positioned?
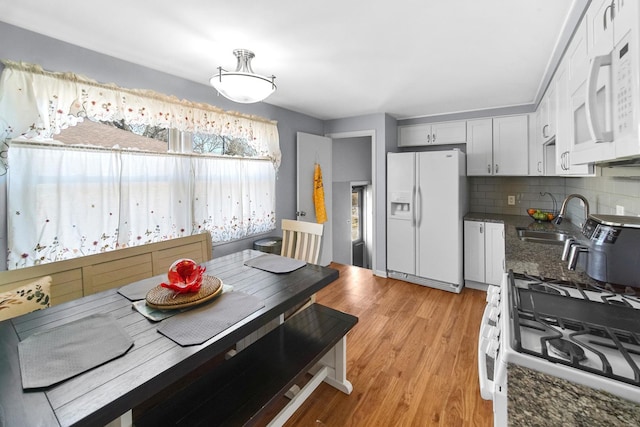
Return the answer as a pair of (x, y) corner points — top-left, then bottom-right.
(136, 303), (358, 427)
(0, 232), (212, 306)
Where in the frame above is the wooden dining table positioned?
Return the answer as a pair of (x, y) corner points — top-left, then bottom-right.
(0, 249), (340, 427)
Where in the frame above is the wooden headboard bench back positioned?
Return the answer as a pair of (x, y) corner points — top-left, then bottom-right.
(0, 232), (213, 306)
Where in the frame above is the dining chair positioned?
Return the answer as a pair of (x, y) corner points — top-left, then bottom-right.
(280, 219), (324, 318)
(232, 220), (324, 353)
(280, 219), (324, 264)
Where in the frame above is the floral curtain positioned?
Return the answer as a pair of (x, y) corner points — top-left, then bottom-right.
(7, 143), (275, 269)
(0, 60), (281, 174)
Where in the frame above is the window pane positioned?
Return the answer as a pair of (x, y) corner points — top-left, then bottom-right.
(100, 119), (168, 144)
(351, 190), (360, 241)
(192, 133), (258, 157)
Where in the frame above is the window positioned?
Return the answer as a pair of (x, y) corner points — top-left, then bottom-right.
(0, 61), (281, 269)
(7, 142), (275, 268)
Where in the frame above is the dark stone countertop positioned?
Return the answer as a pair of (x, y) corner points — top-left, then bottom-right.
(464, 212), (599, 285)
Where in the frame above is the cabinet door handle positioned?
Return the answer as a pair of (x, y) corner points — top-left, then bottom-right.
(603, 1), (615, 31)
(427, 133), (431, 144)
(542, 124), (549, 139)
(487, 164), (491, 174)
(432, 133), (436, 143)
(480, 224), (483, 234)
(538, 161), (542, 173)
(495, 164), (499, 174)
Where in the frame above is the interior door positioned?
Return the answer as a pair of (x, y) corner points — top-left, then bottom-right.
(296, 132), (332, 266)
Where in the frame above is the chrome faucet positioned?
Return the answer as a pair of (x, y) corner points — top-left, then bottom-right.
(554, 194), (590, 225)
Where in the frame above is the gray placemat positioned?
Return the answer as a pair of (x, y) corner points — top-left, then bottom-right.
(18, 313), (134, 389)
(157, 292), (264, 346)
(118, 275), (164, 301)
(244, 253), (306, 273)
(132, 284), (235, 322)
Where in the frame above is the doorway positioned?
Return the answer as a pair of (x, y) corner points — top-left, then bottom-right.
(329, 134), (373, 268)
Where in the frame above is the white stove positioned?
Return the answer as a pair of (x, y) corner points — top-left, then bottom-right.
(479, 271), (640, 426)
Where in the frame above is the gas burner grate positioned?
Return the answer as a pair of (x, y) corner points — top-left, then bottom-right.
(547, 337), (587, 362)
(528, 283), (562, 295)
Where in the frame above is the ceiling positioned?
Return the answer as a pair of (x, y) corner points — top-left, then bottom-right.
(0, 0), (587, 121)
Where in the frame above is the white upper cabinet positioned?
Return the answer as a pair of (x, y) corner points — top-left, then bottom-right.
(492, 115), (529, 176)
(466, 118), (493, 175)
(529, 112), (544, 176)
(587, 0), (615, 56)
(537, 85), (556, 144)
(398, 120), (466, 147)
(466, 115), (529, 176)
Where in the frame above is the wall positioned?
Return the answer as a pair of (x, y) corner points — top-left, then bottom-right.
(332, 137), (371, 182)
(468, 175), (640, 228)
(0, 22), (324, 263)
(565, 175), (640, 217)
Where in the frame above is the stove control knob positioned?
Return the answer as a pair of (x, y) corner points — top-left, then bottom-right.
(486, 285), (501, 303)
(487, 338), (500, 358)
(487, 292), (500, 306)
(488, 306), (500, 323)
(482, 325), (500, 340)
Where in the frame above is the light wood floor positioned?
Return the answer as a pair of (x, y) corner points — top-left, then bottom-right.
(284, 263), (494, 426)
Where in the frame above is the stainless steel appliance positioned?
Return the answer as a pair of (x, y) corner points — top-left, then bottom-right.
(479, 271), (640, 425)
(574, 214), (640, 288)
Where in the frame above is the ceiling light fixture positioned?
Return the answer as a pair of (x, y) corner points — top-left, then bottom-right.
(209, 49), (276, 104)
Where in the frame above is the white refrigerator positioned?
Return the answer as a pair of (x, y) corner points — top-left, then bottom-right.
(386, 150), (467, 293)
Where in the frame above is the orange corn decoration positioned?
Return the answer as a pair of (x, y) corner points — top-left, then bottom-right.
(313, 163), (327, 224)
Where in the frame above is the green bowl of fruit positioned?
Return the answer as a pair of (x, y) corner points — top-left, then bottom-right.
(527, 208), (557, 222)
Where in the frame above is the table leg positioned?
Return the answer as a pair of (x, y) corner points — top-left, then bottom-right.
(104, 410), (132, 427)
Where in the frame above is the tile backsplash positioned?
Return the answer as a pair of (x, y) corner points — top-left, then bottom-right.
(468, 175), (640, 227)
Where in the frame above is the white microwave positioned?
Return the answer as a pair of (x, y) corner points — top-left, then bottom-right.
(571, 31), (638, 164)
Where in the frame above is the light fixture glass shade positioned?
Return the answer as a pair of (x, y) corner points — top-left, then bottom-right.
(210, 49), (276, 104)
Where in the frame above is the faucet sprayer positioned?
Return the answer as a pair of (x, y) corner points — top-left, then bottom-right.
(554, 194), (590, 225)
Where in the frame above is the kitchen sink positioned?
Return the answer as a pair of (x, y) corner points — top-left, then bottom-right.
(515, 227), (573, 245)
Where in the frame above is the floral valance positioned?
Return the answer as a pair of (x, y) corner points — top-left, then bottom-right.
(0, 60), (281, 173)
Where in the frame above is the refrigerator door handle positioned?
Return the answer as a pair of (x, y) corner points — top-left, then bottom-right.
(416, 186), (423, 227)
(412, 185), (417, 227)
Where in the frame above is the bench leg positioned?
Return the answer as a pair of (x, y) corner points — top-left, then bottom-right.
(268, 366), (328, 427)
(310, 336), (353, 395)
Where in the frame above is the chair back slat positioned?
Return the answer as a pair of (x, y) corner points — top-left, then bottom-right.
(280, 219), (324, 264)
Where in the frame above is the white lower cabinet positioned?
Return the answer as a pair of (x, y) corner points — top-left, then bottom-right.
(464, 220), (505, 286)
